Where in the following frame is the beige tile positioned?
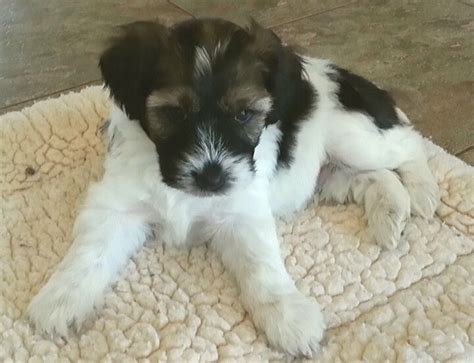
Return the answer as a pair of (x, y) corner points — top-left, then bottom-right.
(2, 0), (472, 158)
(0, 1), (190, 111)
(273, 0), (474, 155)
(0, 81), (102, 115)
(170, 0), (355, 27)
(458, 149), (474, 166)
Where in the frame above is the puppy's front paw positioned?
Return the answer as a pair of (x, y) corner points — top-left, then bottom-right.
(251, 293), (325, 357)
(28, 281), (95, 337)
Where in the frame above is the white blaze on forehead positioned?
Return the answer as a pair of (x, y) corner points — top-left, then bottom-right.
(194, 39), (232, 79)
(194, 47), (212, 78)
(212, 39), (230, 59)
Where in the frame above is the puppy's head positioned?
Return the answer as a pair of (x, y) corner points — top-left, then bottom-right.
(99, 18), (306, 196)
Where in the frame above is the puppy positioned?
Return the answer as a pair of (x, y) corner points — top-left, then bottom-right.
(28, 18), (439, 356)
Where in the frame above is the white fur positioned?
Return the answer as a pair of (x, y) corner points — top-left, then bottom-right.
(320, 168), (411, 249)
(177, 126), (254, 195)
(28, 56), (439, 356)
(194, 46), (212, 78)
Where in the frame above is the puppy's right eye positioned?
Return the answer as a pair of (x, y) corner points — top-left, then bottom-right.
(234, 109), (255, 124)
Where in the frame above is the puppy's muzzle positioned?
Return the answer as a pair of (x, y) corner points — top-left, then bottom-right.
(192, 163), (227, 192)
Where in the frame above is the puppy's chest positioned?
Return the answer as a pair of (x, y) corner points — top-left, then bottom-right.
(149, 190), (213, 247)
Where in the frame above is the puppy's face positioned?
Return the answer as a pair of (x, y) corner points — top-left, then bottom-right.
(144, 30), (272, 196)
(100, 19), (303, 196)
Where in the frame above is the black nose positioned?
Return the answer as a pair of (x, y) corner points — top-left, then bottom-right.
(193, 164), (226, 192)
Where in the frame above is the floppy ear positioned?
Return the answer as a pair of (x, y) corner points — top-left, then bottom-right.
(99, 21), (172, 121)
(247, 20), (314, 125)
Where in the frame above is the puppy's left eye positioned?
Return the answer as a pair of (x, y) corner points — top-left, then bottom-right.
(234, 109), (255, 124)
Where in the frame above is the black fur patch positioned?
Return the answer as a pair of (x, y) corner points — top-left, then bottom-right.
(331, 66), (400, 130)
(99, 22), (174, 122)
(269, 55), (317, 168)
(98, 18), (317, 188)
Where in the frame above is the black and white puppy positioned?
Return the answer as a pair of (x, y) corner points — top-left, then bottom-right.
(28, 18), (439, 356)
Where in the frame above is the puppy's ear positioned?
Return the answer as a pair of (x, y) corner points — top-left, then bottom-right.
(247, 20), (313, 125)
(99, 21), (173, 120)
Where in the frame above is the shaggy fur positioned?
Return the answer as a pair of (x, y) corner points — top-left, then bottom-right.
(28, 18), (439, 357)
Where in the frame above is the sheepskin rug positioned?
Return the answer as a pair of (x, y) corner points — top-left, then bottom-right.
(1, 86), (473, 362)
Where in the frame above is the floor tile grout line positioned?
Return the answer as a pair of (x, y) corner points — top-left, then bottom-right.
(455, 145), (474, 157)
(166, 0), (358, 29)
(458, 0), (474, 8)
(269, 0), (359, 29)
(0, 0), (358, 113)
(1, 1), (358, 115)
(167, 0), (196, 18)
(0, 79), (102, 114)
(2, 1), (194, 115)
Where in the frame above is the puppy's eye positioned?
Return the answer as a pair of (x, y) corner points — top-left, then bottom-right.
(234, 109), (255, 124)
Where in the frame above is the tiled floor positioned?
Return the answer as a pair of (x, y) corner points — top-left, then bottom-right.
(1, 0), (473, 163)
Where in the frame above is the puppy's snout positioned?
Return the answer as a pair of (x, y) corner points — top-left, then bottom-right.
(193, 163), (226, 192)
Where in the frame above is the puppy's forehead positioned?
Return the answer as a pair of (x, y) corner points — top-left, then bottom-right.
(172, 18), (262, 78)
(173, 18), (241, 54)
(220, 85), (270, 112)
(148, 19), (268, 109)
(148, 83), (270, 114)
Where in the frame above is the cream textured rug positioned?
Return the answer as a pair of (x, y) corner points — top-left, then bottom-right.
(1, 86), (473, 362)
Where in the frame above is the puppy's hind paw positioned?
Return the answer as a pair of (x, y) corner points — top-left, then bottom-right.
(398, 162), (440, 219)
(369, 205), (410, 250)
(365, 178), (411, 250)
(403, 176), (439, 219)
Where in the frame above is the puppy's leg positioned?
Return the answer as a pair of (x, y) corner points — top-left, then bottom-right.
(328, 116), (439, 218)
(320, 168), (411, 249)
(211, 203), (325, 356)
(28, 110), (156, 337)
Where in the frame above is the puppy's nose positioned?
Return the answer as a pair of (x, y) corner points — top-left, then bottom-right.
(193, 164), (226, 192)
